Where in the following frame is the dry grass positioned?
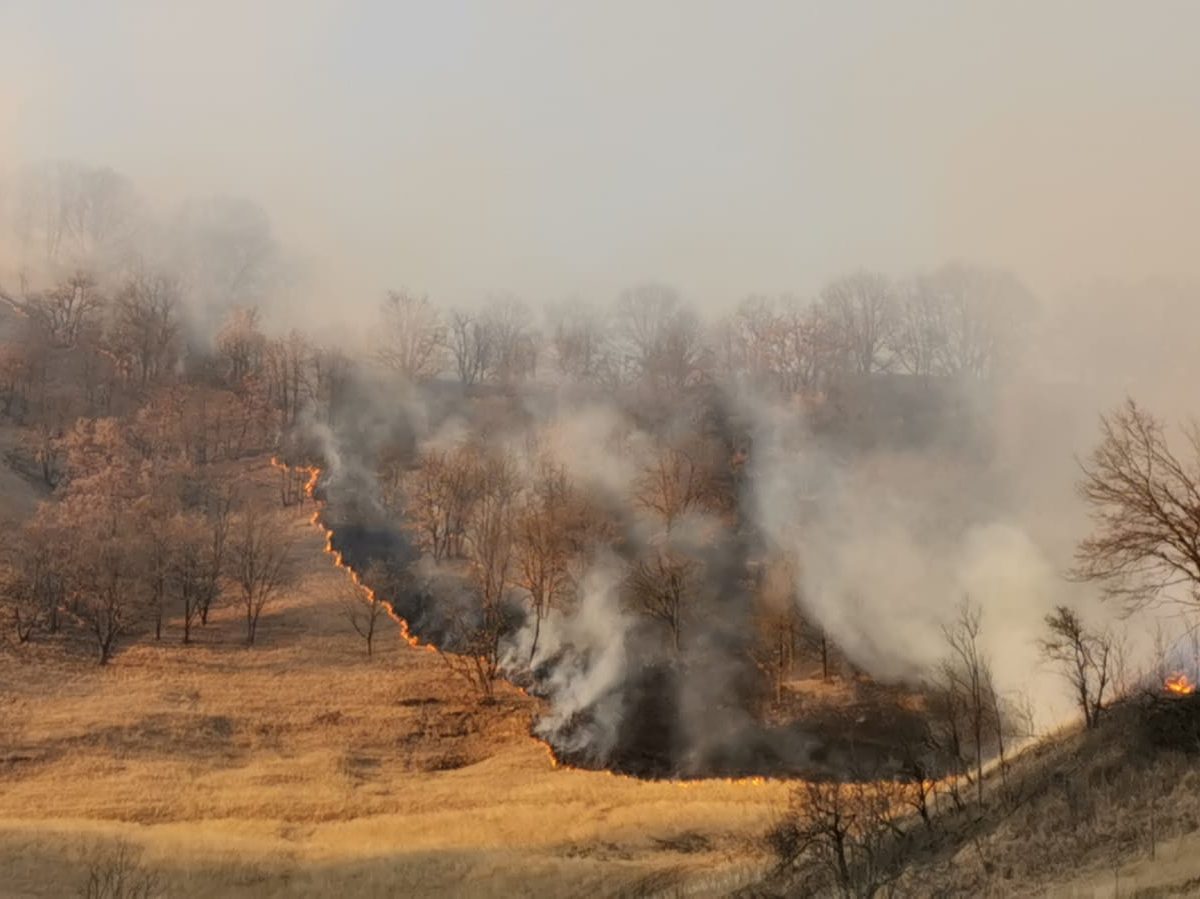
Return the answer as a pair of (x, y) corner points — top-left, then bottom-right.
(7, 454), (1199, 896)
(0, 457), (786, 897)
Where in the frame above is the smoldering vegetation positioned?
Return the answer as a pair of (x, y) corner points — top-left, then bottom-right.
(4, 160), (1200, 786)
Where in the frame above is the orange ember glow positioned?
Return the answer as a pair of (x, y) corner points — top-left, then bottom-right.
(1165, 673), (1196, 695)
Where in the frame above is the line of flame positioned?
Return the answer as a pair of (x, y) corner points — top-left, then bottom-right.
(269, 455), (788, 787)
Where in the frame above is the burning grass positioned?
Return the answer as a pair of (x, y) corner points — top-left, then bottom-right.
(0, 457), (789, 897)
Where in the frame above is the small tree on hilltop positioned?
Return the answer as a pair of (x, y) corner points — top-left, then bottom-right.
(1040, 605), (1117, 729)
(1074, 399), (1200, 613)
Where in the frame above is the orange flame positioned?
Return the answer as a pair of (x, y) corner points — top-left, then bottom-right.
(1165, 672), (1196, 695)
(269, 455), (789, 786)
(271, 456), (437, 654)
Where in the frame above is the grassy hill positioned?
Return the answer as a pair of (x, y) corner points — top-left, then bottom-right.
(2, 453), (1200, 897)
(0, 456), (786, 898)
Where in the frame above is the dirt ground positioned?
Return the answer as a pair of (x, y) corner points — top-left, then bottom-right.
(0, 458), (787, 898)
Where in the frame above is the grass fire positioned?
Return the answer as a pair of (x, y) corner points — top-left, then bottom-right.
(4, 4), (1200, 897)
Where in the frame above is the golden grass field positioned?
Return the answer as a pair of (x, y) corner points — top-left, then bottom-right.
(5, 455), (1200, 897)
(0, 458), (788, 898)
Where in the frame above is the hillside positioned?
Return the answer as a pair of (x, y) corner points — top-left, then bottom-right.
(0, 456), (788, 898)
(2, 454), (1200, 897)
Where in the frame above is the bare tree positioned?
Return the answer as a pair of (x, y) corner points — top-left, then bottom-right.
(769, 779), (911, 898)
(377, 289), (445, 382)
(339, 576), (388, 657)
(912, 263), (1033, 379)
(108, 273), (181, 388)
(892, 281), (945, 379)
(934, 599), (1001, 806)
(719, 295), (785, 389)
(453, 449), (521, 694)
(11, 160), (140, 271)
(168, 514), (207, 644)
(749, 554), (802, 704)
(215, 306), (266, 386)
(225, 508), (293, 645)
(136, 487), (178, 642)
(512, 462), (576, 659)
(1073, 399), (1200, 613)
(1040, 605), (1116, 729)
(73, 530), (143, 665)
(196, 481), (236, 626)
(614, 283), (704, 390)
(0, 553), (43, 643)
(18, 272), (106, 348)
(170, 195), (277, 312)
(819, 270), (896, 376)
(629, 548), (699, 655)
(547, 300), (612, 384)
(410, 446), (481, 560)
(263, 330), (313, 427)
(634, 444), (711, 532)
(464, 451), (519, 612)
(446, 310), (493, 387)
(480, 297), (537, 387)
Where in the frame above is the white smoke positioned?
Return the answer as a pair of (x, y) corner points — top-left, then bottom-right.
(503, 557), (634, 764)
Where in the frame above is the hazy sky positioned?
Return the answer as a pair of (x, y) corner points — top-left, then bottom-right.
(3, 1), (1198, 307)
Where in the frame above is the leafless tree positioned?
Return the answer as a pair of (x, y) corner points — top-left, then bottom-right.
(411, 446), (481, 560)
(769, 779), (911, 898)
(547, 300), (612, 384)
(464, 451), (519, 612)
(749, 555), (802, 704)
(136, 483), (179, 642)
(629, 548), (699, 655)
(1040, 605), (1117, 729)
(614, 283), (704, 390)
(892, 281), (945, 379)
(377, 289), (445, 382)
(1073, 399), (1200, 613)
(777, 297), (857, 395)
(512, 462), (577, 659)
(215, 306), (266, 386)
(73, 527), (143, 665)
(263, 330), (313, 426)
(450, 449), (521, 693)
(108, 273), (181, 388)
(168, 514), (208, 644)
(18, 272), (106, 348)
(480, 297), (537, 387)
(634, 444), (711, 532)
(934, 599), (1001, 806)
(225, 508), (293, 645)
(11, 160), (140, 270)
(0, 554), (43, 643)
(719, 295), (784, 389)
(446, 310), (493, 387)
(819, 269), (896, 376)
(339, 573), (388, 657)
(930, 264), (1032, 379)
(170, 195), (277, 311)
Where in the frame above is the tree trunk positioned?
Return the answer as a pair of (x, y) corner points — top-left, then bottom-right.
(530, 609), (542, 663)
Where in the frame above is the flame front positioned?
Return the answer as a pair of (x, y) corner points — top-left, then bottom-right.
(270, 457), (437, 654)
(269, 456), (793, 785)
(1165, 672), (1196, 695)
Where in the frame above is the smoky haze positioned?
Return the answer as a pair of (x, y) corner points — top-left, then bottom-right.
(3, 2), (1200, 312)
